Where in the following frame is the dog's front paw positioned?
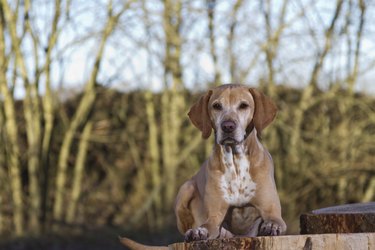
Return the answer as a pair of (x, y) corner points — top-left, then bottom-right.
(184, 227), (209, 242)
(259, 220), (285, 236)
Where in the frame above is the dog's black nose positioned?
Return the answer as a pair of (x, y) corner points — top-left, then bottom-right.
(221, 120), (236, 133)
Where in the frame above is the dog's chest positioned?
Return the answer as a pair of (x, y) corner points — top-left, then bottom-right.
(220, 146), (256, 206)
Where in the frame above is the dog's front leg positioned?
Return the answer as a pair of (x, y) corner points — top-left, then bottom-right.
(184, 188), (229, 242)
(252, 176), (287, 236)
(184, 208), (228, 241)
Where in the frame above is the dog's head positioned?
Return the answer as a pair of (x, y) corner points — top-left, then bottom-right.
(188, 84), (277, 145)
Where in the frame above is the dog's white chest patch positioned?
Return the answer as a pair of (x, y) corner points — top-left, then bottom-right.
(220, 146), (256, 206)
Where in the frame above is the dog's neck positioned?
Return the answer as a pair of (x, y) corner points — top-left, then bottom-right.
(222, 144), (245, 155)
(216, 132), (257, 206)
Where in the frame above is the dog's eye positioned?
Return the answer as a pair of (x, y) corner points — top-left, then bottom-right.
(212, 103), (222, 111)
(238, 102), (249, 110)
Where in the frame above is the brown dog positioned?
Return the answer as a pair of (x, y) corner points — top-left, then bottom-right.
(120, 84), (286, 249)
(176, 84), (286, 241)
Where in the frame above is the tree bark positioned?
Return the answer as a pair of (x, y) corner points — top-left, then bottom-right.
(66, 121), (92, 223)
(0, 0), (24, 235)
(170, 233), (375, 250)
(300, 202), (375, 234)
(144, 91), (162, 227)
(162, 0), (184, 207)
(40, 0), (62, 227)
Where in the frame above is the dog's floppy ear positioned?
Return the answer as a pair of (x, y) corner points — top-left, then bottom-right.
(188, 90), (213, 139)
(249, 88), (277, 133)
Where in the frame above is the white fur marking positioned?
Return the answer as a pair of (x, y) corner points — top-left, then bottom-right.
(220, 146), (256, 206)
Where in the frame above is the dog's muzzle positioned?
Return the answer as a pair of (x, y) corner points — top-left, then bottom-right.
(219, 119), (255, 146)
(219, 120), (239, 145)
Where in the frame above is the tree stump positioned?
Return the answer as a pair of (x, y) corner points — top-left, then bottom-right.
(168, 203), (375, 249)
(169, 233), (375, 250)
(300, 202), (375, 234)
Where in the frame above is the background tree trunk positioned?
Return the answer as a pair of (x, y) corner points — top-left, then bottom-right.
(162, 0), (184, 207)
(144, 90), (162, 228)
(66, 121), (92, 223)
(40, 0), (62, 228)
(0, 74), (24, 236)
(0, 2), (24, 234)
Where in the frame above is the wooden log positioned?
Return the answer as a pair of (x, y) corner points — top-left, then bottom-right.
(169, 233), (375, 250)
(300, 202), (375, 234)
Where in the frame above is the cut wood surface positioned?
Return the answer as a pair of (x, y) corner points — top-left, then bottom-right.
(169, 233), (375, 250)
(300, 202), (375, 234)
